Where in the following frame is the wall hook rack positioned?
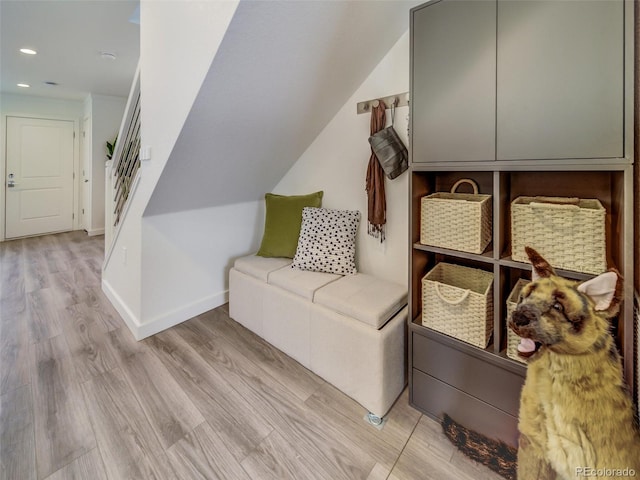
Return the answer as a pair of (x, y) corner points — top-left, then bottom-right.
(357, 92), (409, 115)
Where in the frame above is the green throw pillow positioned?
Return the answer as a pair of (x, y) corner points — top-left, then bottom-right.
(256, 191), (323, 258)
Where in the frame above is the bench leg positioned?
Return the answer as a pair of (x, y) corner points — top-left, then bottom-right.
(366, 412), (385, 427)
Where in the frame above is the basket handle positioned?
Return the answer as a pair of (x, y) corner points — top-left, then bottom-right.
(530, 202), (580, 212)
(450, 179), (479, 194)
(434, 283), (471, 305)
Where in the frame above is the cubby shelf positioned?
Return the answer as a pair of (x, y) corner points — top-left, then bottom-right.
(413, 242), (599, 281)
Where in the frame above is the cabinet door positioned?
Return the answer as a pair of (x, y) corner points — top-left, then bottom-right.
(411, 0), (496, 162)
(496, 0), (624, 160)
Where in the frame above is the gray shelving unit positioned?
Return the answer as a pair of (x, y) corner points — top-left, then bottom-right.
(408, 0), (635, 448)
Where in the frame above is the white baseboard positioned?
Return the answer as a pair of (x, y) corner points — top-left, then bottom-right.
(87, 228), (105, 236)
(136, 290), (229, 340)
(101, 278), (228, 340)
(102, 278), (143, 339)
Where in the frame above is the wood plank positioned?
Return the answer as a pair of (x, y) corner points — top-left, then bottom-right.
(79, 257), (102, 284)
(240, 430), (323, 480)
(192, 337), (378, 480)
(26, 289), (63, 344)
(48, 270), (92, 310)
(366, 463), (392, 480)
(82, 286), (123, 332)
(167, 422), (251, 480)
(24, 258), (50, 294)
(108, 327), (204, 449)
(0, 289), (27, 319)
(67, 258), (101, 287)
(0, 307), (31, 394)
(171, 311), (225, 349)
(304, 385), (419, 470)
(192, 313), (325, 402)
(389, 415), (503, 480)
(0, 238), (22, 264)
(147, 329), (274, 462)
(63, 304), (118, 382)
(43, 449), (107, 480)
(31, 335), (96, 479)
(1, 240), (31, 395)
(388, 418), (461, 480)
(80, 367), (176, 480)
(0, 241), (25, 302)
(450, 448), (507, 480)
(0, 384), (36, 480)
(41, 246), (70, 275)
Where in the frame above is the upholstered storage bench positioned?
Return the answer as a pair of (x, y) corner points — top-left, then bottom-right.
(229, 255), (408, 419)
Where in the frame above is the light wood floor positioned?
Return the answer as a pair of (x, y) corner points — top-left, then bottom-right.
(0, 231), (503, 480)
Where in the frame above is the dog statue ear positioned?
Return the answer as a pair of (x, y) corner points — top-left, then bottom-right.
(577, 270), (621, 312)
(525, 246), (555, 281)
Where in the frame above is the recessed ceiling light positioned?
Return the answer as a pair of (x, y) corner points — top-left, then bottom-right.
(20, 48), (37, 55)
(100, 52), (117, 60)
(17, 83), (30, 88)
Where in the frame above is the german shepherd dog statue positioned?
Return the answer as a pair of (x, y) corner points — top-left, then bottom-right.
(509, 247), (640, 479)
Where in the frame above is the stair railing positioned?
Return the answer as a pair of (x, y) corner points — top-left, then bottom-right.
(104, 65), (141, 264)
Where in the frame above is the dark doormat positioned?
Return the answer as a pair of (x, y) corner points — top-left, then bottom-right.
(441, 414), (517, 480)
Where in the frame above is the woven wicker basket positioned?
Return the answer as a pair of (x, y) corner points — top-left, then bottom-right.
(505, 279), (530, 364)
(420, 179), (492, 254)
(511, 196), (606, 275)
(422, 263), (494, 348)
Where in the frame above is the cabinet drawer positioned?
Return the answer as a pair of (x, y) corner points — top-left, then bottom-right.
(413, 332), (524, 416)
(412, 368), (520, 448)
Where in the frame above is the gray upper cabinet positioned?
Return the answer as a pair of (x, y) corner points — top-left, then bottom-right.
(411, 0), (496, 163)
(411, 0), (625, 163)
(497, 0), (624, 160)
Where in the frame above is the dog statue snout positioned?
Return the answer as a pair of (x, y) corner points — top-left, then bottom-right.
(512, 304), (539, 327)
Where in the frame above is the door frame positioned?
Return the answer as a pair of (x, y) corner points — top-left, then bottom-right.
(1, 112), (81, 241)
(81, 114), (92, 232)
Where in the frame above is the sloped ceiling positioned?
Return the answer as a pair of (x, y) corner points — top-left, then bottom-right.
(144, 0), (418, 216)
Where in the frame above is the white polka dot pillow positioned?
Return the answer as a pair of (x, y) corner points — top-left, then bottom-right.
(292, 207), (361, 275)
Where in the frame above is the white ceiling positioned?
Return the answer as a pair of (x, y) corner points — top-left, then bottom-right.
(0, 0), (140, 101)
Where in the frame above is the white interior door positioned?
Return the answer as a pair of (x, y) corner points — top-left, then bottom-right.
(5, 116), (75, 239)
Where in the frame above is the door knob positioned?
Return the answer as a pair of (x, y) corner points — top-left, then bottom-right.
(7, 180), (16, 187)
(84, 179), (89, 183)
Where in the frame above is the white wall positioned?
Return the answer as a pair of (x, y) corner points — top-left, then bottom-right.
(0, 93), (84, 240)
(1, 93), (84, 118)
(102, 0), (239, 338)
(139, 200), (263, 337)
(274, 32), (411, 287)
(89, 94), (126, 235)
